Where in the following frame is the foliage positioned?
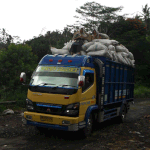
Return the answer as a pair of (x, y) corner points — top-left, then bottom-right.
(146, 35), (150, 42)
(134, 85), (150, 98)
(0, 28), (13, 50)
(109, 17), (150, 86)
(26, 29), (73, 62)
(142, 4), (150, 33)
(69, 1), (123, 33)
(110, 18), (147, 40)
(0, 28), (22, 50)
(0, 43), (38, 88)
(26, 35), (51, 62)
(0, 105), (7, 113)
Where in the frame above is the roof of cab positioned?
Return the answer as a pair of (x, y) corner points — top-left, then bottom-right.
(38, 54), (95, 67)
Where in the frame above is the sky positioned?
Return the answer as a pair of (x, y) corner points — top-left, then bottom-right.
(0, 0), (150, 42)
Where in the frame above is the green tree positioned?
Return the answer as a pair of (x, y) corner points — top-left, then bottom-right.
(26, 35), (50, 62)
(109, 17), (150, 86)
(142, 4), (150, 34)
(69, 1), (123, 33)
(0, 43), (38, 88)
(45, 29), (72, 48)
(0, 28), (13, 50)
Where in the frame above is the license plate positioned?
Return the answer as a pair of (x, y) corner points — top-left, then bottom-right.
(40, 116), (53, 122)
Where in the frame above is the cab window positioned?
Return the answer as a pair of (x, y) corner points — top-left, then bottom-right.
(82, 73), (94, 92)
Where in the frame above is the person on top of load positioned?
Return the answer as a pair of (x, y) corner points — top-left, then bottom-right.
(72, 27), (92, 42)
(70, 27), (92, 55)
(92, 29), (102, 40)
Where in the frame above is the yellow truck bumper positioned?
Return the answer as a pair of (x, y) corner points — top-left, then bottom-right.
(23, 111), (86, 131)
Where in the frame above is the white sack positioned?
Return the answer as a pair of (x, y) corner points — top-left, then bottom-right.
(116, 45), (129, 53)
(121, 52), (129, 57)
(117, 52), (129, 57)
(99, 33), (110, 39)
(111, 51), (118, 62)
(128, 52), (134, 60)
(129, 59), (135, 67)
(107, 50), (113, 60)
(126, 58), (132, 66)
(132, 60), (135, 64)
(81, 51), (87, 55)
(62, 41), (74, 50)
(124, 57), (130, 65)
(2, 109), (14, 115)
(92, 39), (119, 46)
(82, 42), (94, 50)
(108, 45), (115, 51)
(86, 42), (108, 52)
(51, 47), (69, 55)
(111, 40), (119, 46)
(87, 50), (112, 59)
(128, 58), (133, 66)
(84, 40), (88, 43)
(116, 53), (127, 64)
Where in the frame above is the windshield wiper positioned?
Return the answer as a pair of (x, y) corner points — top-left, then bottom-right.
(51, 84), (77, 89)
(34, 83), (56, 87)
(58, 84), (77, 88)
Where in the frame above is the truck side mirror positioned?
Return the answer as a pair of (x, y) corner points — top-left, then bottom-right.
(20, 72), (26, 83)
(77, 75), (85, 87)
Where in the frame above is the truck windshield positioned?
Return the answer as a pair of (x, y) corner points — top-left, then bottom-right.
(30, 66), (80, 88)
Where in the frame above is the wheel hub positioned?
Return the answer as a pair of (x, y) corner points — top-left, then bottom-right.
(87, 118), (92, 131)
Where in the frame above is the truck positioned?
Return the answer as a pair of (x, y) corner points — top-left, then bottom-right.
(20, 54), (134, 137)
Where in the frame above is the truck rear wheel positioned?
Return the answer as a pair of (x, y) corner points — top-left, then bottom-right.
(82, 114), (93, 138)
(118, 105), (127, 123)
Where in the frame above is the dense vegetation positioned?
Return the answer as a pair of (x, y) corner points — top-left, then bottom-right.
(0, 2), (150, 111)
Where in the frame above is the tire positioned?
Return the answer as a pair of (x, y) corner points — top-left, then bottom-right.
(118, 105), (127, 123)
(82, 114), (93, 138)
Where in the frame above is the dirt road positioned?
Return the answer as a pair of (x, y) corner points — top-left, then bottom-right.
(0, 99), (150, 150)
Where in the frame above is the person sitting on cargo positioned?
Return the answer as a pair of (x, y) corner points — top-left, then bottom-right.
(92, 29), (102, 40)
(69, 39), (82, 55)
(70, 27), (85, 55)
(72, 27), (92, 42)
(70, 27), (93, 55)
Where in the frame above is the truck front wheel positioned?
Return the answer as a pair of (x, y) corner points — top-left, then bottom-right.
(82, 114), (93, 137)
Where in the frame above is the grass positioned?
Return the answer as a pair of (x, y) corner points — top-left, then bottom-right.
(134, 85), (150, 98)
(0, 86), (28, 113)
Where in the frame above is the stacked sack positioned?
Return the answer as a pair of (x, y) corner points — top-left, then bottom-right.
(81, 37), (135, 67)
(50, 33), (135, 67)
(50, 40), (75, 55)
(51, 40), (88, 55)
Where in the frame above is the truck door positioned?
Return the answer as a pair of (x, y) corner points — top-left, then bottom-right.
(80, 70), (96, 116)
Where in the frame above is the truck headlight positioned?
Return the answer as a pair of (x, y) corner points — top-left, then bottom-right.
(64, 103), (80, 116)
(26, 99), (34, 111)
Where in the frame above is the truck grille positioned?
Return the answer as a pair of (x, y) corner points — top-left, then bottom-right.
(35, 103), (64, 115)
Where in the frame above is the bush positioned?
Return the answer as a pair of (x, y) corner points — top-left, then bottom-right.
(0, 43), (38, 108)
(134, 85), (150, 98)
(0, 105), (6, 113)
(0, 43), (38, 88)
